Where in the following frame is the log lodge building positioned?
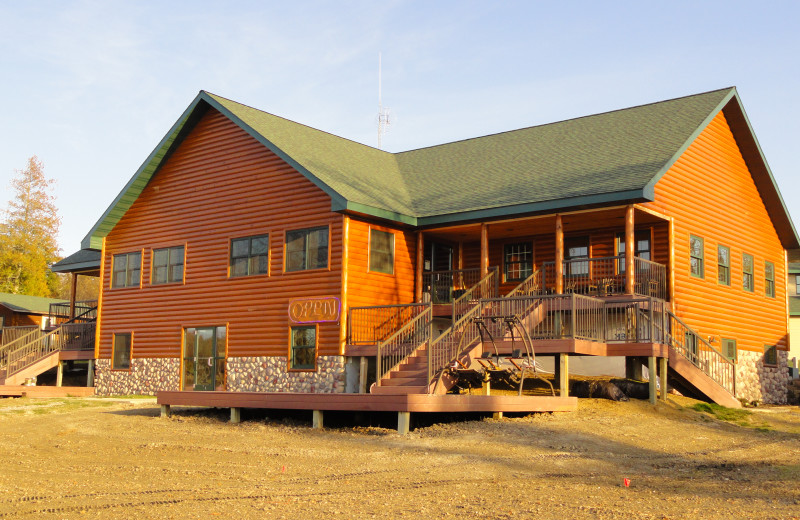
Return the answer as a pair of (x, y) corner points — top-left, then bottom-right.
(44, 87), (796, 414)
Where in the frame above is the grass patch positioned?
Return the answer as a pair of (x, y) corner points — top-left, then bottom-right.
(690, 402), (773, 430)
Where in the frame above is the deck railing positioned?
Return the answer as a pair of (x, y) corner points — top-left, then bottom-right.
(542, 256), (667, 300)
(422, 268), (485, 304)
(452, 267), (499, 323)
(604, 297), (668, 343)
(1, 326), (40, 347)
(428, 302), (487, 390)
(49, 300), (98, 326)
(634, 258), (668, 300)
(5, 321), (96, 378)
(667, 311), (736, 396)
(376, 304), (432, 384)
(348, 303), (430, 345)
(506, 267), (545, 297)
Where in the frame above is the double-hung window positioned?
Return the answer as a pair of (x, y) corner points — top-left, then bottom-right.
(763, 344), (778, 366)
(285, 227), (328, 272)
(742, 253), (754, 292)
(230, 235), (269, 277)
(152, 246), (185, 284)
(504, 242), (533, 282)
(290, 326), (316, 370)
(112, 252), (141, 288)
(369, 229), (395, 274)
(722, 338), (737, 362)
(717, 246), (730, 286)
(112, 333), (132, 370)
(765, 261), (775, 298)
(689, 235), (704, 278)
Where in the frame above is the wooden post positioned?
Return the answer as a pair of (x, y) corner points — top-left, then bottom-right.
(230, 407), (241, 424)
(69, 273), (78, 319)
(482, 379), (491, 396)
(625, 357), (642, 380)
(555, 215), (564, 294)
(358, 356), (368, 394)
(648, 356), (657, 404)
(480, 223), (489, 277)
(555, 353), (569, 397)
(86, 359), (95, 387)
(492, 412), (503, 419)
(160, 404), (171, 418)
(56, 361), (63, 387)
(312, 410), (324, 429)
(659, 357), (668, 401)
(458, 241), (464, 270)
(415, 231), (424, 302)
(397, 412), (411, 435)
(339, 215), (350, 355)
(625, 205), (635, 294)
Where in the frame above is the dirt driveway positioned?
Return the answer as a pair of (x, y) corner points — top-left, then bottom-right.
(0, 395), (797, 519)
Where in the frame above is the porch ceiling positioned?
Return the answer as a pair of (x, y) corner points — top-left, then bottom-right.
(423, 206), (666, 242)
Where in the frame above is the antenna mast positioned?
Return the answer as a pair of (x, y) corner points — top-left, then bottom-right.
(377, 52), (390, 149)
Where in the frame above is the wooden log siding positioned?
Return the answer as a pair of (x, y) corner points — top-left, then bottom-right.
(644, 110), (788, 352)
(99, 108), (343, 361)
(346, 218), (416, 308)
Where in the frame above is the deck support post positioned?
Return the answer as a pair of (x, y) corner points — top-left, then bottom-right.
(160, 404), (171, 418)
(482, 379), (491, 396)
(625, 205), (635, 294)
(555, 215), (564, 294)
(480, 223), (489, 277)
(648, 356), (657, 404)
(625, 356), (643, 380)
(230, 407), (241, 424)
(555, 354), (569, 397)
(312, 410), (323, 429)
(415, 231), (424, 302)
(359, 356), (368, 394)
(86, 359), (95, 387)
(659, 357), (668, 401)
(397, 412), (410, 435)
(56, 361), (63, 387)
(492, 412), (503, 420)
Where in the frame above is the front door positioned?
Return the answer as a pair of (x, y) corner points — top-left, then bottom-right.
(183, 326), (226, 391)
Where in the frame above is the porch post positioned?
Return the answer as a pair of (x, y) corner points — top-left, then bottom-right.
(415, 231), (424, 302)
(69, 273), (78, 319)
(625, 205), (635, 294)
(555, 214), (564, 294)
(480, 223), (489, 277)
(648, 356), (657, 404)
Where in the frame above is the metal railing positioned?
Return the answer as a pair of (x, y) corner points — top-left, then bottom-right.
(348, 303), (429, 345)
(481, 294), (605, 341)
(542, 256), (667, 300)
(605, 297), (668, 343)
(49, 300), (98, 326)
(1, 326), (40, 346)
(428, 302), (487, 390)
(422, 268), (485, 304)
(452, 267), (499, 323)
(634, 258), (668, 301)
(5, 321), (96, 378)
(666, 311), (736, 396)
(506, 267), (545, 297)
(376, 304), (432, 385)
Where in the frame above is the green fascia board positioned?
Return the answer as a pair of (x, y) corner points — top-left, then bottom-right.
(50, 259), (101, 273)
(337, 201), (417, 226)
(201, 93), (350, 211)
(417, 189), (648, 227)
(81, 95), (208, 250)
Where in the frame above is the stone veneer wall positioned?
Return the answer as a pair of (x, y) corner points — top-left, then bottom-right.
(736, 349), (789, 405)
(227, 356), (346, 393)
(94, 358), (181, 396)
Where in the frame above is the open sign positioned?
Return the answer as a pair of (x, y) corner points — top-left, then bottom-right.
(288, 297), (341, 323)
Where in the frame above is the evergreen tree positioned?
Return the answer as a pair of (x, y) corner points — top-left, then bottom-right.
(0, 156), (61, 296)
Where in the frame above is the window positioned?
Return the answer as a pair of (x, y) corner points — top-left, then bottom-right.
(112, 252), (141, 288)
(717, 246), (730, 286)
(763, 344), (778, 367)
(152, 246), (185, 284)
(369, 229), (395, 274)
(183, 326), (226, 391)
(230, 235), (269, 277)
(796, 275), (800, 296)
(112, 333), (131, 370)
(765, 261), (775, 298)
(504, 242), (533, 281)
(742, 253), (754, 292)
(290, 326), (316, 370)
(689, 235), (704, 278)
(285, 227), (328, 272)
(616, 231), (650, 273)
(721, 338), (737, 362)
(565, 237), (589, 277)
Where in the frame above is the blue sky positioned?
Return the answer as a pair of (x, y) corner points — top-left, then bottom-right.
(1, 0), (798, 253)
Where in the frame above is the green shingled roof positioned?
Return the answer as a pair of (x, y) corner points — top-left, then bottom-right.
(81, 86), (799, 250)
(0, 292), (65, 315)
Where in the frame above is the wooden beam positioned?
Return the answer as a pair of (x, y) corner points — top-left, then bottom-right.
(648, 356), (657, 404)
(659, 357), (668, 401)
(313, 410), (324, 429)
(397, 411), (411, 435)
(625, 204), (635, 294)
(415, 231), (424, 302)
(555, 214), (564, 294)
(160, 404), (171, 418)
(339, 215), (350, 356)
(69, 273), (78, 319)
(480, 223), (489, 277)
(230, 407), (241, 424)
(555, 353), (569, 397)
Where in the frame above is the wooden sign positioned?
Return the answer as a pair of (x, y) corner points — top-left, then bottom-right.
(288, 297), (341, 323)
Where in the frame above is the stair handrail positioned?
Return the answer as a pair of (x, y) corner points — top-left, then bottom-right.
(347, 302), (429, 346)
(375, 304), (432, 385)
(428, 300), (487, 391)
(506, 267), (544, 297)
(5, 321), (96, 379)
(452, 267), (498, 324)
(666, 310), (736, 396)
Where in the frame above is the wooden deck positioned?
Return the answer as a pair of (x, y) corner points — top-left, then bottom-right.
(0, 385), (95, 398)
(346, 340), (670, 358)
(157, 391), (577, 433)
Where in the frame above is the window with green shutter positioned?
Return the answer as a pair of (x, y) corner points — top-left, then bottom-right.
(717, 246), (730, 286)
(742, 253), (754, 292)
(721, 338), (736, 362)
(689, 235), (704, 278)
(765, 261), (775, 298)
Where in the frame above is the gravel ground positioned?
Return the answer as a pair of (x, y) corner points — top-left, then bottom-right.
(0, 395), (797, 519)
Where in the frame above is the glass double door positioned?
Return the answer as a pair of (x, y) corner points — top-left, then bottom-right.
(183, 326), (226, 391)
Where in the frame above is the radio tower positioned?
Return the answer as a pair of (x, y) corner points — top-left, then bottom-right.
(377, 53), (391, 149)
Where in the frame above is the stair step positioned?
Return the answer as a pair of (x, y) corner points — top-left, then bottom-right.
(389, 367), (428, 378)
(380, 377), (427, 386)
(371, 385), (428, 395)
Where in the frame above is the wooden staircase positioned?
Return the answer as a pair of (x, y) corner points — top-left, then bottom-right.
(371, 344), (431, 395)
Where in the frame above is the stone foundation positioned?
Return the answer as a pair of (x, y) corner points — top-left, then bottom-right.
(736, 349), (789, 405)
(227, 356), (346, 393)
(94, 358), (181, 396)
